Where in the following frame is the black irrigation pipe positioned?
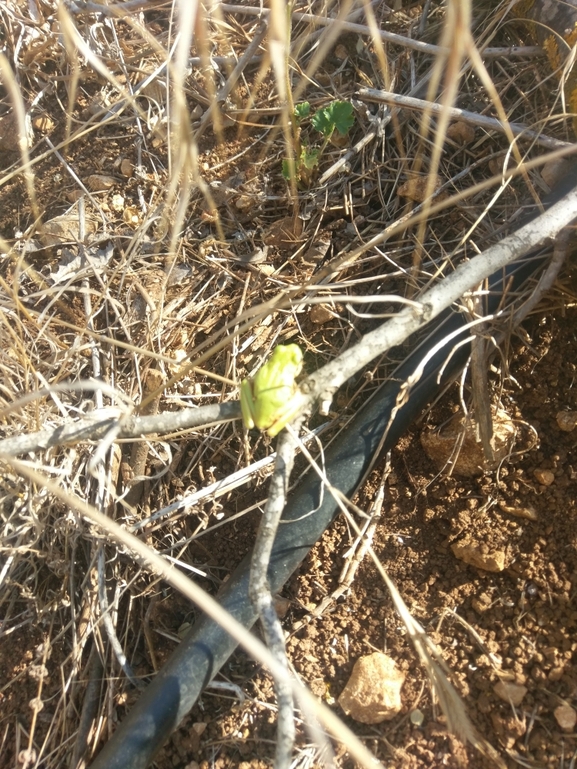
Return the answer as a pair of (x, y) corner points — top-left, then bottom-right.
(89, 169), (577, 769)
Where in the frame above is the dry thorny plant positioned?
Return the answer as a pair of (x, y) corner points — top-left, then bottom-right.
(0, 0), (576, 767)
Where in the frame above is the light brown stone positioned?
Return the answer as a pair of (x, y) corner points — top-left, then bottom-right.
(338, 653), (404, 724)
(554, 704), (577, 732)
(493, 681), (527, 706)
(309, 305), (333, 325)
(120, 158), (134, 177)
(421, 409), (515, 476)
(556, 411), (577, 432)
(86, 174), (115, 190)
(446, 121), (476, 145)
(499, 502), (538, 520)
(534, 468), (555, 486)
(451, 541), (506, 572)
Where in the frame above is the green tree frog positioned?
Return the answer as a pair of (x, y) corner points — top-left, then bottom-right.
(240, 344), (304, 437)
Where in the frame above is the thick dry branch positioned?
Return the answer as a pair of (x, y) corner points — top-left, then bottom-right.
(300, 185), (577, 410)
(357, 88), (573, 151)
(0, 402), (240, 456)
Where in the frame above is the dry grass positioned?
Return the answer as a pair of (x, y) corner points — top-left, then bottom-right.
(0, 0), (575, 767)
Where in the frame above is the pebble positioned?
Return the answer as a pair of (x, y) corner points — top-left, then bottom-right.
(410, 708), (424, 726)
(472, 591), (492, 613)
(493, 681), (527, 706)
(120, 158), (134, 177)
(446, 120), (476, 145)
(554, 704), (577, 732)
(499, 502), (538, 520)
(556, 411), (577, 432)
(309, 305), (333, 325)
(86, 174), (115, 191)
(451, 541), (506, 572)
(111, 194), (125, 212)
(338, 652), (404, 724)
(421, 409), (515, 476)
(534, 468), (555, 486)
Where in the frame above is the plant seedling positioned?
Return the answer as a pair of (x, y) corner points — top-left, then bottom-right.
(283, 100), (355, 187)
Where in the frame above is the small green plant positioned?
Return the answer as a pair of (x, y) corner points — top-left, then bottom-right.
(282, 100), (355, 187)
(310, 100), (355, 139)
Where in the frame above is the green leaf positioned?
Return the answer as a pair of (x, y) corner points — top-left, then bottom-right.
(300, 147), (319, 169)
(312, 100), (355, 137)
(311, 106), (334, 138)
(294, 102), (311, 123)
(327, 101), (355, 136)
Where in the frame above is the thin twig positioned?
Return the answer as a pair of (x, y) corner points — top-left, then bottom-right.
(512, 223), (576, 325)
(248, 423), (303, 769)
(69, 643), (103, 769)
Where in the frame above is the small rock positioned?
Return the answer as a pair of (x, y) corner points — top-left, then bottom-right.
(451, 541), (506, 572)
(309, 305), (333, 325)
(472, 591), (492, 613)
(421, 409), (515, 476)
(123, 206), (140, 227)
(397, 175), (441, 202)
(120, 158), (134, 177)
(493, 681), (527, 706)
(32, 115), (54, 133)
(334, 44), (349, 60)
(446, 120), (476, 145)
(557, 411), (577, 432)
(410, 709), (424, 726)
(541, 158), (575, 188)
(86, 174), (115, 191)
(548, 667), (565, 682)
(111, 194), (125, 212)
(554, 704), (577, 732)
(534, 468), (554, 486)
(338, 652), (404, 724)
(498, 502), (538, 521)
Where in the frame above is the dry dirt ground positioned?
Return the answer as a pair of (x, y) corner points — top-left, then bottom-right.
(147, 302), (577, 769)
(1, 1), (577, 768)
